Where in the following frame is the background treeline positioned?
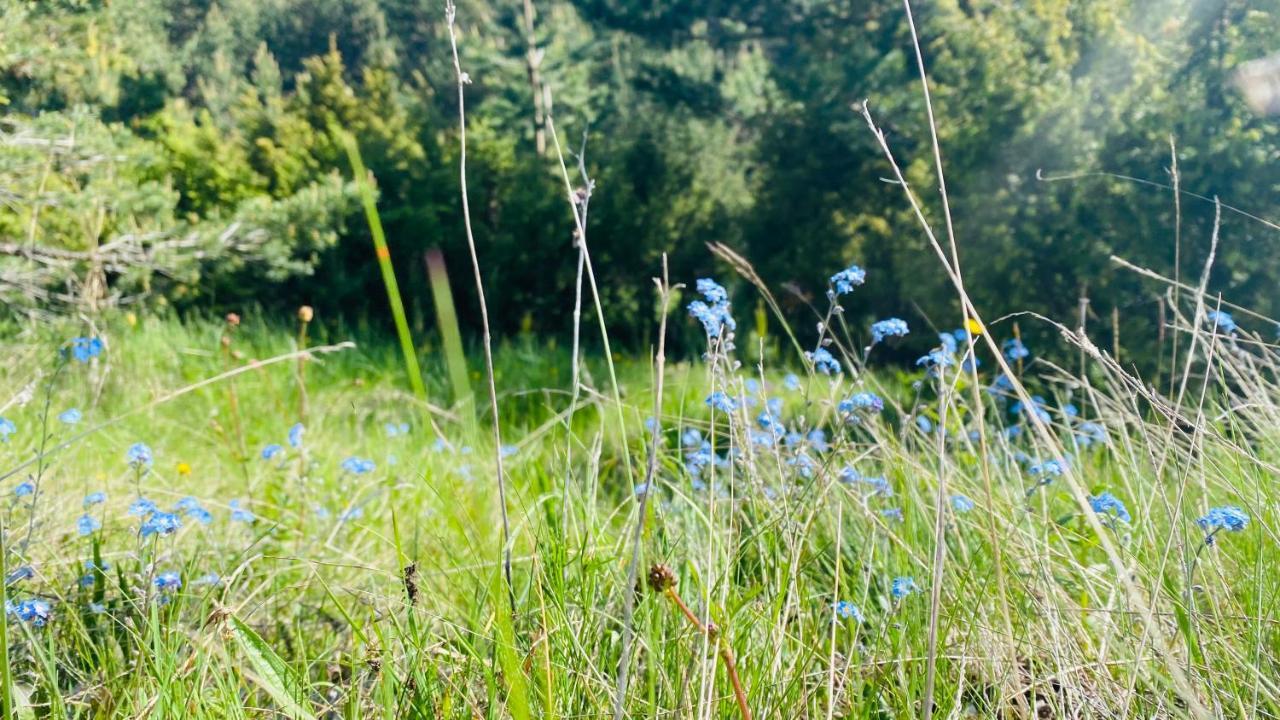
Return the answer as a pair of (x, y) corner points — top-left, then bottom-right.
(3, 0), (1279, 364)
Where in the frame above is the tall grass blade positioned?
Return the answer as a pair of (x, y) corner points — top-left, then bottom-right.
(228, 614), (318, 720)
(425, 247), (472, 408)
(337, 127), (428, 400)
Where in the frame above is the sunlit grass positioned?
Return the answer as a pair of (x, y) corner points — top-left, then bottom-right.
(0, 306), (1275, 718)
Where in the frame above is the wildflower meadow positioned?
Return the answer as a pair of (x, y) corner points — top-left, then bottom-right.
(6, 1), (1280, 719)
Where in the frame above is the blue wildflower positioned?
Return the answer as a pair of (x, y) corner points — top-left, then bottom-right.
(705, 391), (737, 414)
(807, 429), (829, 453)
(988, 374), (1014, 396)
(1028, 458), (1067, 478)
(193, 573), (221, 586)
(1206, 310), (1237, 335)
(66, 337), (104, 363)
(58, 408), (81, 425)
(126, 442), (153, 469)
(697, 278), (728, 304)
(0, 417), (13, 441)
(830, 265), (867, 295)
(128, 497), (157, 516)
(185, 507), (213, 525)
(229, 499), (256, 523)
(1089, 491), (1131, 524)
(5, 567), (33, 585)
(341, 457), (376, 474)
(1002, 338), (1029, 362)
(261, 444), (284, 461)
(1197, 506), (1249, 544)
(832, 600), (864, 622)
(808, 347), (842, 375)
(288, 423), (305, 448)
(688, 279), (736, 339)
(500, 444), (518, 458)
(14, 482), (34, 498)
(77, 514), (101, 536)
(139, 511), (182, 538)
(916, 349), (956, 369)
(840, 391), (884, 414)
(784, 373), (801, 391)
(385, 422), (410, 437)
(1012, 395), (1051, 422)
(83, 492), (105, 507)
(1076, 422), (1108, 447)
(915, 416), (933, 433)
(154, 572), (182, 592)
(880, 508), (904, 522)
(939, 333), (958, 355)
(869, 318), (909, 344)
(6, 598), (51, 626)
(681, 428), (703, 447)
(951, 494), (975, 512)
(891, 576), (918, 600)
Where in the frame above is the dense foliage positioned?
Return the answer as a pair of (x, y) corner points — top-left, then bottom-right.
(3, 0), (1279, 364)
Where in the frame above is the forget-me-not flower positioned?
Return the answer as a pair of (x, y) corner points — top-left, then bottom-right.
(870, 318), (909, 344)
(830, 265), (867, 296)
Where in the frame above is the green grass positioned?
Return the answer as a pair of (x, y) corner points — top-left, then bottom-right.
(0, 309), (1276, 719)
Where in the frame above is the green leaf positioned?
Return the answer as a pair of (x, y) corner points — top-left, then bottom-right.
(228, 615), (317, 720)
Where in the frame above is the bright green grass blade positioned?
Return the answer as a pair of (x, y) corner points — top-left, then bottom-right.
(228, 614), (318, 720)
(337, 126), (427, 400)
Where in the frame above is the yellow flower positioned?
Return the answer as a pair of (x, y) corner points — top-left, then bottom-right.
(177, 462), (192, 476)
(125, 312), (138, 327)
(964, 318), (984, 336)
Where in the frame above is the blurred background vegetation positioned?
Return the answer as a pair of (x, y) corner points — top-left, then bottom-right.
(2, 0), (1278, 366)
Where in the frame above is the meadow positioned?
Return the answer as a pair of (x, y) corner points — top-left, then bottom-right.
(0, 265), (1276, 718)
(5, 1), (1280, 717)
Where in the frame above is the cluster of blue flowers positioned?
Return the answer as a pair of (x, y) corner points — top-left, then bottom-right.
(64, 336), (104, 363)
(807, 347), (842, 376)
(839, 391), (884, 416)
(127, 442), (154, 469)
(688, 278), (736, 344)
(5, 598), (51, 626)
(341, 456), (376, 474)
(1002, 338), (1029, 362)
(891, 576), (918, 600)
(1197, 505), (1249, 544)
(1205, 310), (1238, 335)
(1089, 491), (1131, 525)
(829, 264), (867, 296)
(869, 318), (909, 345)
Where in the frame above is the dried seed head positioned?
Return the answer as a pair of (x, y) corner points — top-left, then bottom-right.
(225, 312), (241, 327)
(402, 563), (419, 607)
(647, 563), (676, 593)
(298, 305), (314, 323)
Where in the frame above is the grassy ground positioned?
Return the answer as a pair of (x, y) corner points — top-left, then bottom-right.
(0, 304), (1276, 719)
